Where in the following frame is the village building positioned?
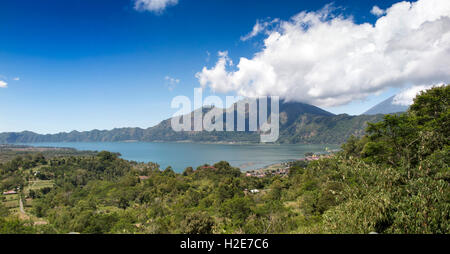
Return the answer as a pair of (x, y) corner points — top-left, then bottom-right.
(2, 190), (17, 195)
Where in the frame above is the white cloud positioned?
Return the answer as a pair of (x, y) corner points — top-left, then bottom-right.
(0, 81), (7, 88)
(134, 0), (178, 13)
(165, 76), (180, 91)
(206, 51), (211, 62)
(393, 83), (445, 106)
(196, 0), (450, 107)
(241, 22), (264, 41)
(13, 77), (20, 81)
(241, 19), (279, 41)
(371, 6), (386, 16)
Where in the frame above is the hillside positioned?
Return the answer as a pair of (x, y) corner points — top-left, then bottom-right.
(0, 101), (384, 144)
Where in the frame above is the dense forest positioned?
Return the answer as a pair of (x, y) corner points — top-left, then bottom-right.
(0, 101), (384, 144)
(0, 85), (448, 234)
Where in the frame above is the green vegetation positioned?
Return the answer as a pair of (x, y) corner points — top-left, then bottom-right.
(0, 145), (97, 163)
(0, 85), (448, 234)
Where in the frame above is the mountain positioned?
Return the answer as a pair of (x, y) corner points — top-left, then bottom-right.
(0, 101), (384, 144)
(277, 113), (383, 144)
(363, 95), (408, 115)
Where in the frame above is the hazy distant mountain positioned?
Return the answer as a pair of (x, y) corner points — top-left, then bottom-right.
(363, 96), (408, 115)
(0, 101), (384, 144)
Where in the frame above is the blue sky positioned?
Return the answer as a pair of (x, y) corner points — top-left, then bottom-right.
(0, 0), (436, 133)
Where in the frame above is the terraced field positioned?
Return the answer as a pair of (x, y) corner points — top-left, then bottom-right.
(24, 180), (54, 195)
(3, 194), (19, 209)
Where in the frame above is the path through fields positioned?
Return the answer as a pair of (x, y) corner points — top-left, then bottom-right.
(19, 197), (25, 213)
(18, 197), (48, 225)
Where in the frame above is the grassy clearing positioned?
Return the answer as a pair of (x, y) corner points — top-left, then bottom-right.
(9, 207), (19, 213)
(4, 200), (19, 208)
(3, 193), (19, 201)
(284, 200), (301, 214)
(24, 198), (33, 207)
(97, 205), (122, 214)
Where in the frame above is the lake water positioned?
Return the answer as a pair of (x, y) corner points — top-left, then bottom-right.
(21, 142), (339, 172)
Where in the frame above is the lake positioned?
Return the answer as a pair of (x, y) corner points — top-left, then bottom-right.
(21, 142), (339, 172)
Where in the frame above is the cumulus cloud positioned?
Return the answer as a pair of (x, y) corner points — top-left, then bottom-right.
(0, 81), (7, 88)
(393, 83), (445, 106)
(134, 0), (178, 13)
(371, 6), (386, 16)
(165, 76), (180, 91)
(196, 0), (450, 107)
(13, 77), (20, 81)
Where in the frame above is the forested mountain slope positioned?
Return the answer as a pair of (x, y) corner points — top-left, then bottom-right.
(0, 101), (383, 144)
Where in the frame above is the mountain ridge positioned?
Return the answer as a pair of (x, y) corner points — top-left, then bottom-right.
(363, 95), (409, 115)
(0, 101), (383, 144)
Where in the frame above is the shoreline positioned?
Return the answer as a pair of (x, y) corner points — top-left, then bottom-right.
(247, 151), (339, 173)
(5, 140), (341, 146)
(1, 143), (340, 173)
